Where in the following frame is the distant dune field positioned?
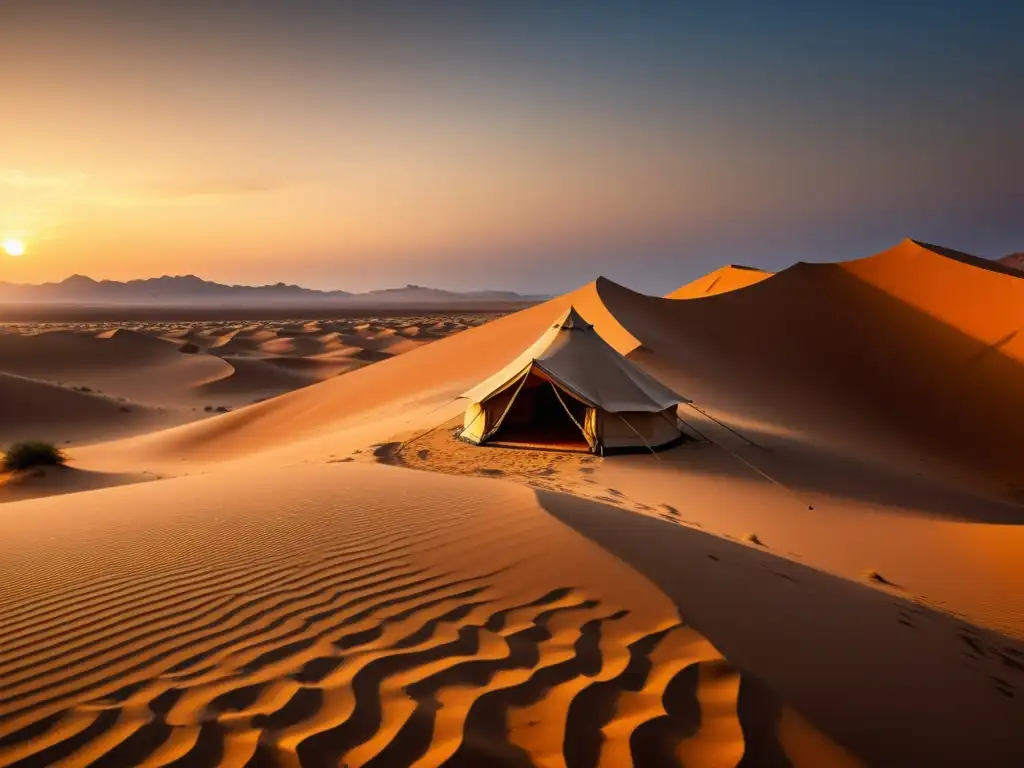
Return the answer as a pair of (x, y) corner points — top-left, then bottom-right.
(0, 312), (501, 449)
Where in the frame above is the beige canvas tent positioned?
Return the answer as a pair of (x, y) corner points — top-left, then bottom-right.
(460, 306), (688, 454)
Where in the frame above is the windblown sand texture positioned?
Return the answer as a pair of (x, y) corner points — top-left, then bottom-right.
(2, 240), (1023, 766)
(1, 465), (816, 767)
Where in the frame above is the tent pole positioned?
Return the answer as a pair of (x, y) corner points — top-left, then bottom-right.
(478, 368), (533, 443)
(549, 381), (597, 452)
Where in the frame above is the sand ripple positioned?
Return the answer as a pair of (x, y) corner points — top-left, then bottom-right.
(0, 464), (759, 767)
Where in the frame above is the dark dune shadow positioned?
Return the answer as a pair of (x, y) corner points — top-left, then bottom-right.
(917, 240), (1024, 278)
(535, 490), (1024, 767)
(644, 429), (1024, 524)
(0, 465), (155, 504)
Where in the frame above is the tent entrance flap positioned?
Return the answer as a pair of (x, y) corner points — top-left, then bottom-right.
(489, 371), (591, 451)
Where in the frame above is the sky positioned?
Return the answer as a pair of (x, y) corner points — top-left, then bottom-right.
(1, 0), (1021, 294)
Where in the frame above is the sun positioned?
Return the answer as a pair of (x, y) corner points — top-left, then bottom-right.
(2, 238), (25, 257)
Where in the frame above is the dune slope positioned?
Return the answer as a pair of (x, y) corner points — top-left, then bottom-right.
(600, 240), (1024, 497)
(0, 329), (232, 407)
(86, 241), (1024, 497)
(0, 462), (832, 767)
(76, 282), (638, 468)
(0, 372), (161, 446)
(667, 265), (774, 299)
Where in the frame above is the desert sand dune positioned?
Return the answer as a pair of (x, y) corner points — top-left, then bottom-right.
(334, 333), (428, 357)
(0, 328), (233, 407)
(0, 371), (167, 446)
(0, 314), (495, 447)
(388, 417), (1024, 639)
(69, 282), (626, 469)
(197, 324), (246, 339)
(257, 335), (331, 357)
(312, 331), (357, 354)
(666, 265), (774, 299)
(0, 328), (174, 368)
(261, 356), (365, 376)
(0, 464), (154, 504)
(197, 356), (363, 401)
(70, 244), (1024, 505)
(235, 326), (280, 340)
(199, 334), (265, 357)
(4, 241), (1023, 765)
(1, 462), (1017, 765)
(67, 255), (1024, 641)
(0, 463), (838, 767)
(594, 239), (1024, 497)
(539, 491), (1024, 766)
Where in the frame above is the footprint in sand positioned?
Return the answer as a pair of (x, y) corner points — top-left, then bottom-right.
(997, 648), (1024, 673)
(992, 677), (1016, 698)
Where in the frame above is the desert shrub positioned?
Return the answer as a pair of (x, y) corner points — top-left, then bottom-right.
(3, 442), (68, 471)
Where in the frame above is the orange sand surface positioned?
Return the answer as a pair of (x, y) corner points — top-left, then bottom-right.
(0, 463), (857, 766)
(0, 313), (496, 452)
(666, 265), (774, 299)
(1, 240), (1023, 765)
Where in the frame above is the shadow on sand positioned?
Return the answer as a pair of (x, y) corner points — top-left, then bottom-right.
(642, 430), (1024, 525)
(536, 490), (1024, 766)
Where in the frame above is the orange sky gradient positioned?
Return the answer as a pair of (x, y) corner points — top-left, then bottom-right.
(1, 2), (1021, 292)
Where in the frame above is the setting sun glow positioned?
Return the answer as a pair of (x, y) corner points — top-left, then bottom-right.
(2, 238), (25, 256)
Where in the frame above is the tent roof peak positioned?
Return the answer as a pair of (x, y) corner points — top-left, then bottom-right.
(555, 306), (593, 331)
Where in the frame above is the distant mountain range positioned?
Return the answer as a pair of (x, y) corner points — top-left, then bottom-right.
(998, 253), (1024, 272)
(0, 274), (545, 306)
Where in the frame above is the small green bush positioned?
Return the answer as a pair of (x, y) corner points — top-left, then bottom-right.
(3, 442), (68, 471)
